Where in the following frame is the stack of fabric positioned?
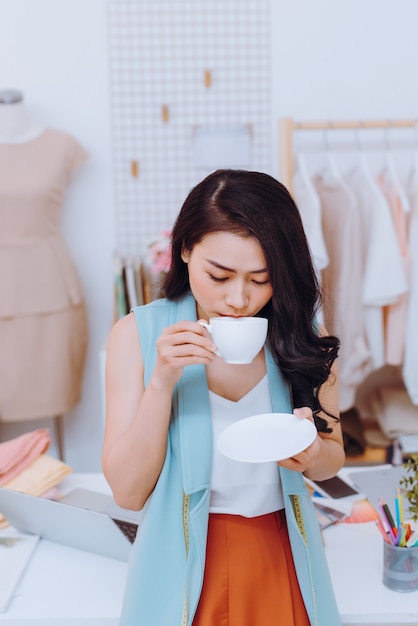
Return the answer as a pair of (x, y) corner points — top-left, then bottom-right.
(0, 428), (72, 527)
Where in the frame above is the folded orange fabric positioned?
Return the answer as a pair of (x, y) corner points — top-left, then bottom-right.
(0, 453), (73, 527)
(0, 428), (50, 486)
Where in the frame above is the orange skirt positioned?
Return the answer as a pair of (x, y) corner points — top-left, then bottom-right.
(193, 510), (310, 626)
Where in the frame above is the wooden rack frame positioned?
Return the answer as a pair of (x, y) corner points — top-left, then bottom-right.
(279, 117), (418, 193)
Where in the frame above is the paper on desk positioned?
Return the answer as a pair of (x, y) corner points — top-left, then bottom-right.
(342, 498), (380, 523)
(311, 495), (379, 524)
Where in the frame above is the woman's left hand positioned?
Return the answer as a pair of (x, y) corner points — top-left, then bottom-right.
(277, 407), (321, 473)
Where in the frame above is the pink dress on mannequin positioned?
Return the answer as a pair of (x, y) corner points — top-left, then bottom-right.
(0, 128), (88, 421)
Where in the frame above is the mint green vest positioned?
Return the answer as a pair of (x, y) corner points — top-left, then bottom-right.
(120, 294), (341, 626)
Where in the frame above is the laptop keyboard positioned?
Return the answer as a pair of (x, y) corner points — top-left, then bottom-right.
(113, 519), (138, 544)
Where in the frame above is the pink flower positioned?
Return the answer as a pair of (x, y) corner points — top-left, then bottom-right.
(147, 230), (172, 277)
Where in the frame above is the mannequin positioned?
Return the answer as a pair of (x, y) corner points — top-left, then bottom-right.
(0, 93), (89, 460)
(0, 89), (44, 143)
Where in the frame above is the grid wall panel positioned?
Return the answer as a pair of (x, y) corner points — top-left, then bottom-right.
(107, 0), (271, 258)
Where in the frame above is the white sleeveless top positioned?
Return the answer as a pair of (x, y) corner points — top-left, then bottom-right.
(209, 375), (284, 517)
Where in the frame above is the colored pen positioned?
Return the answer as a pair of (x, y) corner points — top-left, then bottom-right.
(404, 523), (412, 541)
(378, 498), (397, 541)
(378, 506), (396, 543)
(397, 489), (404, 525)
(381, 499), (397, 535)
(406, 532), (418, 548)
(398, 525), (407, 547)
(375, 519), (392, 544)
(394, 526), (402, 546)
(395, 496), (401, 527)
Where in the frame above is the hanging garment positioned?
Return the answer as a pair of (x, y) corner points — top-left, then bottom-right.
(344, 164), (407, 371)
(403, 159), (418, 404)
(376, 173), (409, 366)
(313, 171), (370, 412)
(0, 128), (88, 421)
(293, 152), (329, 281)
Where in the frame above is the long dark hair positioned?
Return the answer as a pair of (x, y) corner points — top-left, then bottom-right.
(163, 169), (340, 432)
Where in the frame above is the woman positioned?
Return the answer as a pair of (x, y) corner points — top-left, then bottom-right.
(103, 169), (344, 626)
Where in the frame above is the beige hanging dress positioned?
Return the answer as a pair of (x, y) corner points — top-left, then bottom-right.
(0, 128), (88, 422)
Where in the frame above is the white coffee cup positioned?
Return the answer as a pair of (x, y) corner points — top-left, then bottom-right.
(199, 316), (268, 364)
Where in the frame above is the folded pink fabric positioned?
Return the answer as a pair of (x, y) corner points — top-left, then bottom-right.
(0, 428), (50, 486)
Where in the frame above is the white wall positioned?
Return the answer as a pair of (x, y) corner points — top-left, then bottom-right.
(1, 0), (417, 470)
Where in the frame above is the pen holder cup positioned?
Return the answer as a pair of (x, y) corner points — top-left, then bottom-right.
(382, 541), (418, 592)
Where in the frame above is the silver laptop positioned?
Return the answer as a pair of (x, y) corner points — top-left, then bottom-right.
(0, 487), (144, 562)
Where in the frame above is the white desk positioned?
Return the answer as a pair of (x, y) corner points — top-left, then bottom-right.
(0, 474), (126, 626)
(1, 470), (417, 625)
(325, 522), (418, 625)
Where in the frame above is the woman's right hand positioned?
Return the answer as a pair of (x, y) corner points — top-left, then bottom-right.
(152, 320), (217, 389)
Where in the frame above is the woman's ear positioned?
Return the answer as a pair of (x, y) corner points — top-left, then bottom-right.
(181, 247), (190, 263)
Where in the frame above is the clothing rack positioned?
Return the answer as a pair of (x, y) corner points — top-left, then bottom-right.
(279, 117), (418, 194)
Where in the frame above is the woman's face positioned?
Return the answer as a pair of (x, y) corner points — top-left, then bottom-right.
(181, 232), (273, 321)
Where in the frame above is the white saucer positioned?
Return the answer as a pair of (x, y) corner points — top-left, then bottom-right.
(217, 412), (317, 463)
